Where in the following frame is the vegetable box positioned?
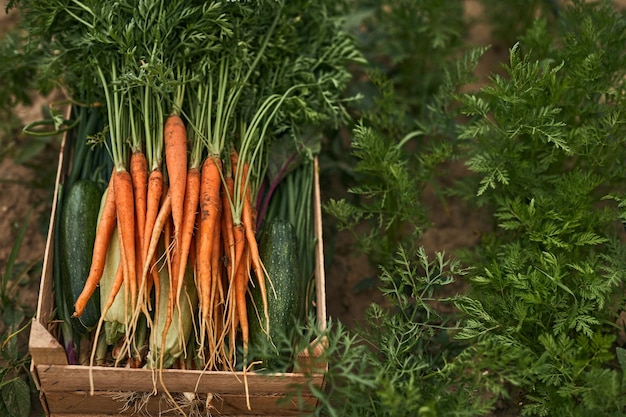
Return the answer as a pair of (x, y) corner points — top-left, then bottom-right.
(29, 130), (328, 417)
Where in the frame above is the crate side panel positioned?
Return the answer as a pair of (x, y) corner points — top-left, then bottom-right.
(45, 391), (318, 416)
(37, 365), (324, 395)
(312, 157), (327, 330)
(29, 320), (68, 366)
(35, 130), (71, 328)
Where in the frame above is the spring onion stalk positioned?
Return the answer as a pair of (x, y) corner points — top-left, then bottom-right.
(146, 252), (198, 370)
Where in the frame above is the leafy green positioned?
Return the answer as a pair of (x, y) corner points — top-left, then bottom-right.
(321, 1), (626, 416)
(0, 29), (39, 130)
(325, 46), (484, 268)
(307, 247), (493, 417)
(0, 377), (30, 417)
(453, 1), (626, 414)
(476, 0), (560, 48)
(353, 0), (466, 114)
(0, 212), (37, 417)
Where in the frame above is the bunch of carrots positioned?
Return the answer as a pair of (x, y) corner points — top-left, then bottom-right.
(74, 123), (254, 360)
(16, 0), (362, 397)
(72, 107), (272, 375)
(47, 2), (290, 376)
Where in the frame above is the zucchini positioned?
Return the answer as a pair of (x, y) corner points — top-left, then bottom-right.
(249, 218), (302, 364)
(59, 179), (103, 334)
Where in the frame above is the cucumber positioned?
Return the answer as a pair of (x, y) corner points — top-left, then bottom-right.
(59, 179), (103, 334)
(249, 218), (302, 364)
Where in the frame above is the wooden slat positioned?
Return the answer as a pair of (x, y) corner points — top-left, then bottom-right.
(45, 390), (317, 416)
(313, 157), (327, 330)
(30, 129), (71, 417)
(29, 320), (68, 366)
(36, 365), (324, 395)
(35, 119), (72, 328)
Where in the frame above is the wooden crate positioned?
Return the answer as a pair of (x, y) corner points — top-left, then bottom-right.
(29, 131), (328, 417)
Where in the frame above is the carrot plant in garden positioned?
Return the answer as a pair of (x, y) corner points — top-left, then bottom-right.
(453, 1), (626, 414)
(320, 0), (626, 416)
(325, 0), (472, 269)
(306, 248), (499, 417)
(0, 212), (38, 417)
(0, 28), (63, 177)
(475, 0), (560, 49)
(0, 29), (43, 144)
(351, 0), (466, 115)
(318, 45), (494, 415)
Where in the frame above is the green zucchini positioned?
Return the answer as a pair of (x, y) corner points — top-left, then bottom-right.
(249, 218), (302, 364)
(59, 179), (103, 334)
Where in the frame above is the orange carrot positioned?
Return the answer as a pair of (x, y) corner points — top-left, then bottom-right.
(130, 152), (148, 258)
(130, 152), (148, 327)
(233, 228), (249, 351)
(230, 224), (248, 366)
(230, 149), (255, 410)
(143, 169), (164, 306)
(143, 169), (163, 257)
(197, 158), (222, 332)
(114, 168), (137, 314)
(231, 223), (246, 285)
(174, 166), (200, 341)
(235, 156), (270, 334)
(163, 114), (187, 244)
(231, 153), (254, 364)
(241, 171), (269, 333)
(74, 171), (117, 317)
(162, 113), (186, 355)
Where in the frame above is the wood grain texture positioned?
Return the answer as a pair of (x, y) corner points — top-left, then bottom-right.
(44, 390), (318, 416)
(36, 364), (324, 394)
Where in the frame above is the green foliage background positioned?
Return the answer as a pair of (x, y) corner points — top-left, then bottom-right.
(321, 0), (626, 416)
